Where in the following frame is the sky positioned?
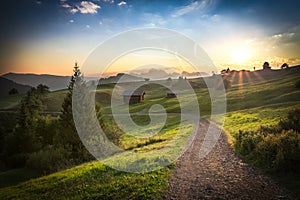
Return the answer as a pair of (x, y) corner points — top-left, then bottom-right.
(1, 0), (300, 76)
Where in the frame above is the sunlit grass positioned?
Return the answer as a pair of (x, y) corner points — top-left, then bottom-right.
(0, 162), (172, 200)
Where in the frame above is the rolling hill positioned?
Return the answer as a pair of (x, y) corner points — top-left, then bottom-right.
(0, 67), (299, 199)
(2, 73), (71, 91)
(0, 77), (31, 97)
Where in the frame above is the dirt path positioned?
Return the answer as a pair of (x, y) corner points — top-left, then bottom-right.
(166, 119), (295, 200)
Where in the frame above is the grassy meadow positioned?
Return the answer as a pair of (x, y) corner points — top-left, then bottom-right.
(0, 68), (300, 198)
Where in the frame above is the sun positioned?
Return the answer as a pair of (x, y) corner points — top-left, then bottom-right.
(231, 49), (251, 64)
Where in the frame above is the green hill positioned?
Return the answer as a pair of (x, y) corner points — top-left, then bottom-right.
(0, 68), (299, 199)
(0, 162), (171, 200)
(0, 77), (31, 97)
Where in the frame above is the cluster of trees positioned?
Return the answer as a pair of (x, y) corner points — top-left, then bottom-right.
(0, 66), (104, 174)
(234, 109), (300, 172)
(8, 88), (19, 95)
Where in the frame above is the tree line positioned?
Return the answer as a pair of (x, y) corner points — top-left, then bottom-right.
(0, 65), (109, 174)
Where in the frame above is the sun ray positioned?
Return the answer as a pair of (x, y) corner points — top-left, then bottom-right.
(229, 70), (237, 84)
(244, 70), (253, 84)
(252, 70), (265, 82)
(238, 71), (244, 91)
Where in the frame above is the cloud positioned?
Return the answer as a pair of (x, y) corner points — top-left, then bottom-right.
(172, 0), (215, 17)
(272, 33), (295, 40)
(69, 19), (74, 23)
(142, 13), (167, 27)
(270, 32), (297, 45)
(99, 0), (115, 3)
(36, 1), (42, 5)
(76, 1), (101, 14)
(70, 8), (79, 14)
(86, 25), (90, 28)
(61, 3), (71, 8)
(117, 1), (127, 6)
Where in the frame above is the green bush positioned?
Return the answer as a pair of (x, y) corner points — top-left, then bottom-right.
(26, 145), (72, 174)
(274, 130), (300, 171)
(234, 130), (263, 156)
(279, 109), (300, 132)
(234, 109), (300, 172)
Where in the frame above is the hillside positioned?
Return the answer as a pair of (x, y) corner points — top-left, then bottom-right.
(227, 65), (300, 85)
(0, 68), (299, 199)
(0, 77), (31, 97)
(2, 73), (71, 91)
(0, 162), (171, 199)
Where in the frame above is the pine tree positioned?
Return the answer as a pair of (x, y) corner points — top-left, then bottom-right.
(55, 62), (93, 164)
(16, 88), (44, 152)
(9, 87), (45, 167)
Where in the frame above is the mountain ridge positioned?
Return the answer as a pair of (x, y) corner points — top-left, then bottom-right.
(0, 77), (32, 97)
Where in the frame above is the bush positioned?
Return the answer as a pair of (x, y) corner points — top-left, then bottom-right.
(5, 153), (28, 169)
(274, 130), (300, 171)
(296, 80), (300, 89)
(255, 130), (300, 171)
(279, 109), (300, 132)
(26, 145), (72, 174)
(234, 109), (300, 172)
(234, 130), (263, 156)
(8, 88), (19, 95)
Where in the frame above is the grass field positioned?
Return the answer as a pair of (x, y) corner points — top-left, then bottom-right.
(0, 162), (172, 200)
(0, 69), (299, 198)
(0, 94), (23, 110)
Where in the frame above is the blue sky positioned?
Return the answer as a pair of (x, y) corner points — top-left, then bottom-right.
(1, 0), (300, 75)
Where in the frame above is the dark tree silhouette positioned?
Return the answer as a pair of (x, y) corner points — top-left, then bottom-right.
(37, 84), (50, 94)
(226, 68), (231, 74)
(221, 69), (227, 75)
(281, 63), (289, 69)
(8, 87), (45, 166)
(8, 88), (19, 95)
(263, 62), (271, 70)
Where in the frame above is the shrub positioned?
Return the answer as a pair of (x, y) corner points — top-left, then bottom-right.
(296, 80), (300, 89)
(6, 153), (28, 169)
(26, 145), (72, 174)
(255, 134), (278, 168)
(274, 130), (300, 171)
(234, 130), (263, 156)
(8, 88), (19, 95)
(234, 109), (300, 172)
(279, 109), (300, 132)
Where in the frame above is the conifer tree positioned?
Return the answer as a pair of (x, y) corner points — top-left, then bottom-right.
(10, 87), (45, 166)
(56, 62), (93, 163)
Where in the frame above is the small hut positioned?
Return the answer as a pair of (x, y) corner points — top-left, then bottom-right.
(122, 90), (145, 104)
(166, 90), (178, 98)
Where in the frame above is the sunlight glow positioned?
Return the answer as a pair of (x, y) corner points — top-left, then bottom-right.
(231, 49), (251, 64)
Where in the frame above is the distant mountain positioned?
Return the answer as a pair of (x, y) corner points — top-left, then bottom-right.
(130, 68), (210, 79)
(99, 73), (145, 84)
(2, 73), (71, 91)
(0, 77), (32, 97)
(182, 71), (210, 77)
(131, 68), (181, 79)
(141, 68), (169, 79)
